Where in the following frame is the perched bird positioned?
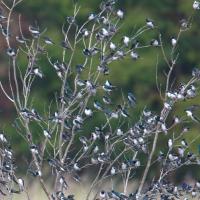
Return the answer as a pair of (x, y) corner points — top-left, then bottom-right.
(97, 65), (109, 75)
(177, 146), (184, 157)
(102, 96), (111, 104)
(168, 138), (173, 149)
(81, 28), (90, 37)
(122, 36), (130, 46)
(109, 42), (117, 51)
(0, 13), (6, 21)
(116, 128), (123, 136)
(101, 28), (109, 37)
(193, 1), (200, 10)
(116, 9), (124, 19)
(43, 130), (51, 139)
(150, 39), (159, 47)
(29, 25), (40, 37)
(7, 48), (16, 57)
(100, 190), (107, 198)
(94, 100), (103, 111)
(29, 67), (43, 78)
(130, 51), (139, 60)
(121, 162), (127, 170)
(1, 25), (10, 37)
(93, 145), (99, 153)
(171, 37), (177, 47)
(146, 18), (155, 28)
(43, 36), (54, 45)
(84, 107), (93, 117)
(118, 105), (129, 117)
(16, 36), (26, 44)
(17, 178), (24, 192)
(0, 133), (7, 143)
(173, 116), (180, 124)
(30, 144), (39, 154)
(59, 176), (68, 189)
(185, 105), (200, 123)
(181, 139), (188, 147)
(110, 166), (116, 175)
(88, 13), (96, 21)
(128, 92), (136, 106)
(28, 169), (42, 177)
(103, 80), (116, 92)
(73, 162), (81, 171)
(196, 180), (200, 189)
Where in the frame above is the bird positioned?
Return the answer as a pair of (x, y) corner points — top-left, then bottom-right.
(73, 162), (81, 171)
(110, 166), (116, 175)
(185, 105), (200, 123)
(130, 51), (139, 60)
(43, 36), (54, 45)
(1, 25), (10, 37)
(193, 1), (200, 10)
(196, 180), (200, 189)
(94, 100), (103, 111)
(0, 133), (7, 143)
(43, 130), (51, 139)
(17, 178), (24, 192)
(116, 9), (124, 19)
(59, 176), (68, 189)
(171, 37), (177, 47)
(7, 48), (16, 57)
(101, 28), (109, 37)
(102, 96), (111, 104)
(128, 92), (136, 106)
(146, 18), (155, 28)
(168, 138), (173, 149)
(100, 190), (107, 198)
(0, 13), (6, 21)
(88, 13), (96, 21)
(118, 105), (129, 117)
(84, 107), (93, 117)
(29, 25), (40, 36)
(81, 28), (90, 37)
(109, 42), (117, 51)
(30, 144), (39, 154)
(177, 146), (184, 157)
(16, 36), (26, 44)
(93, 145), (99, 153)
(97, 65), (109, 75)
(116, 128), (123, 136)
(122, 36), (130, 46)
(103, 80), (116, 92)
(173, 116), (180, 124)
(150, 39), (159, 47)
(121, 162), (127, 170)
(28, 169), (42, 177)
(181, 139), (188, 147)
(30, 67), (43, 78)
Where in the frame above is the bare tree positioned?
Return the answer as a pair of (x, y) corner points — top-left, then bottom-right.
(0, 0), (200, 199)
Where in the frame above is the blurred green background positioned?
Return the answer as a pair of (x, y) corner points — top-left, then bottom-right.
(1, 0), (200, 188)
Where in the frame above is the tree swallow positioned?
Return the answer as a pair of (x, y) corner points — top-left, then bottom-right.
(130, 51), (139, 60)
(7, 48), (16, 57)
(171, 37), (177, 47)
(146, 18), (155, 28)
(193, 1), (200, 10)
(117, 9), (124, 19)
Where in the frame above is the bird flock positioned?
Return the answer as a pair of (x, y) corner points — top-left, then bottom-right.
(0, 0), (200, 200)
